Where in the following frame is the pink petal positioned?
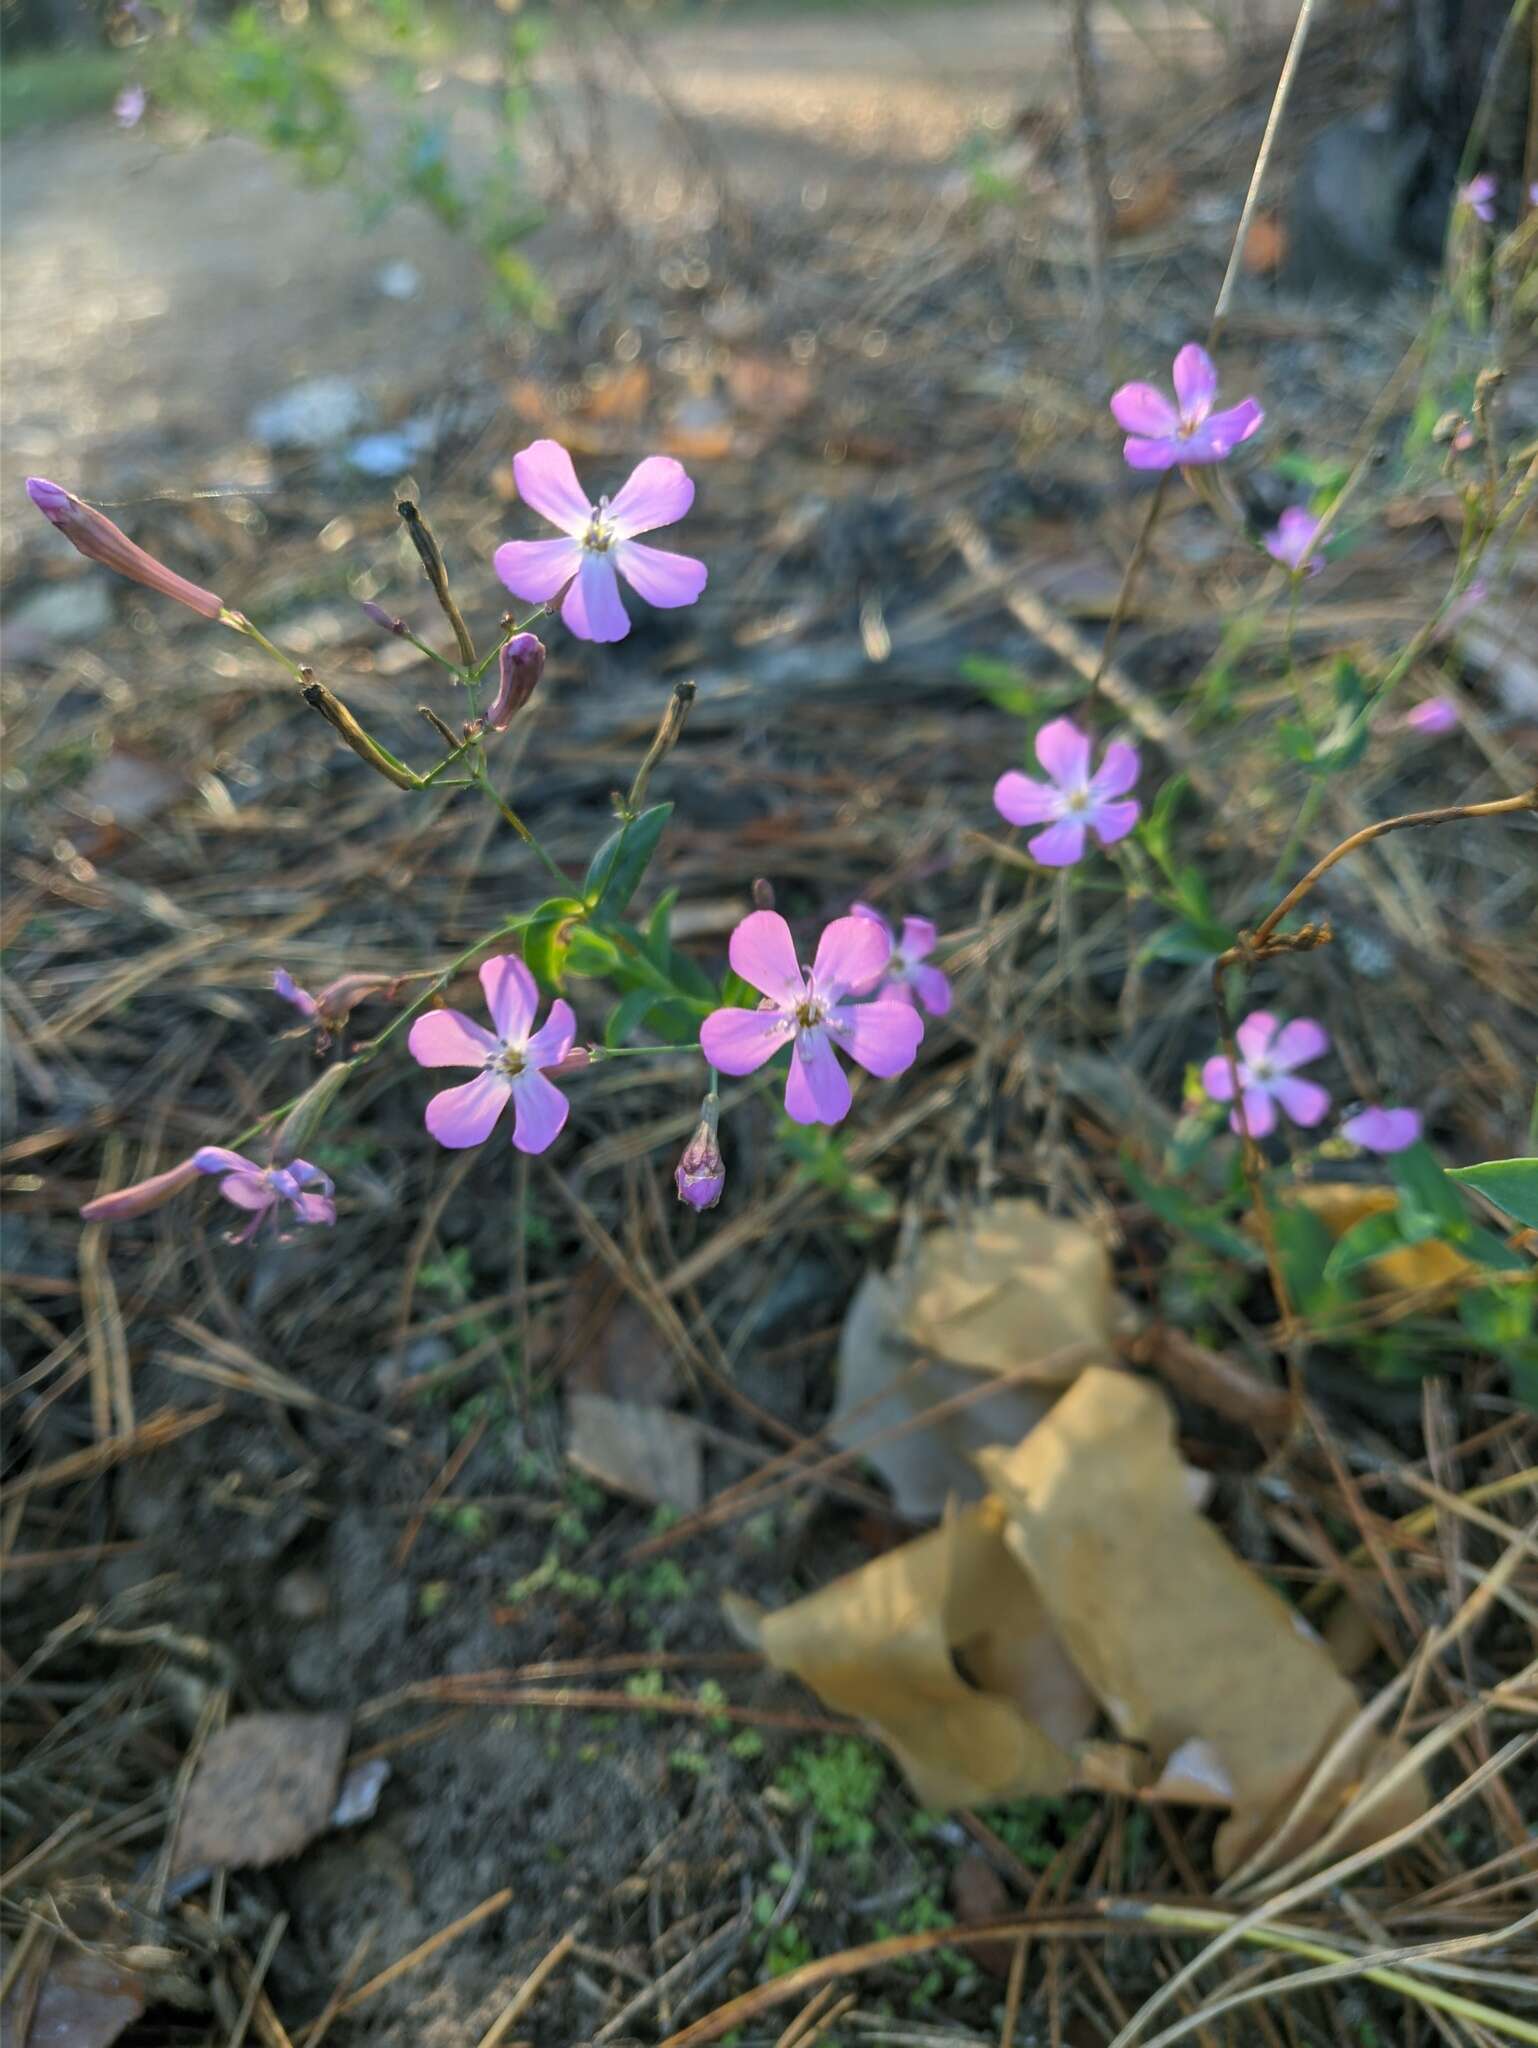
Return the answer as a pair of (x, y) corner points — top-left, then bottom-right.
(811, 913), (890, 1001)
(1341, 1106), (1422, 1154)
(289, 1192), (336, 1226)
(784, 1027), (851, 1125)
(898, 916), (937, 964)
(219, 1172), (276, 1212)
(425, 1070), (511, 1148)
(994, 770), (1061, 827)
(910, 964), (952, 1017)
(512, 439), (592, 536)
(1230, 1087), (1277, 1139)
(409, 1008), (499, 1069)
(605, 455), (695, 538)
(1405, 698), (1457, 736)
(525, 998), (577, 1069)
(561, 552), (631, 642)
(1027, 818), (1087, 867)
(1201, 1053), (1237, 1103)
(274, 969), (319, 1019)
(1089, 740), (1140, 801)
(849, 901), (893, 945)
(830, 997), (925, 1079)
(509, 1068), (569, 1154)
(1088, 797), (1140, 846)
(493, 536), (584, 604)
(480, 955), (537, 1045)
(1270, 1017), (1329, 1071)
(193, 1145), (263, 1178)
(1109, 381), (1179, 438)
(1182, 399), (1263, 463)
(1235, 1011), (1278, 1065)
(614, 540), (708, 609)
(1034, 717), (1092, 790)
(1172, 343), (1218, 424)
(1272, 1075), (1331, 1128)
(1122, 435), (1183, 472)
(700, 1004), (793, 1074)
(728, 910), (805, 1005)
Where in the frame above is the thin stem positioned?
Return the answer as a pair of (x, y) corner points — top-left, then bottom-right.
(224, 611), (308, 684)
(397, 498), (476, 668)
(470, 770), (571, 890)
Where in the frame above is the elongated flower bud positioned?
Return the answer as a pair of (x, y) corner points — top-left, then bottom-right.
(360, 599), (410, 635)
(26, 477), (224, 620)
(81, 1157), (202, 1222)
(487, 632), (546, 731)
(675, 1096), (725, 1211)
(272, 1059), (355, 1161)
(302, 681), (424, 790)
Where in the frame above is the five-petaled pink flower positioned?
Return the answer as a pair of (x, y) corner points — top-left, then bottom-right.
(1110, 344), (1263, 470)
(1403, 697), (1458, 737)
(1264, 506), (1323, 576)
(993, 717), (1140, 867)
(408, 956), (575, 1153)
(190, 1147), (336, 1243)
(699, 911), (924, 1126)
(493, 441), (707, 644)
(850, 903), (951, 1016)
(1341, 1106), (1422, 1155)
(1202, 1011), (1331, 1136)
(1459, 174), (1497, 224)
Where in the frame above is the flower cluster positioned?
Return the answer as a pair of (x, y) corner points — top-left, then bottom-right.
(1202, 1010), (1422, 1154)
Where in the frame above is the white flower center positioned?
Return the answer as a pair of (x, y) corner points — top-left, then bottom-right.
(582, 496), (615, 554)
(494, 1044), (526, 1078)
(794, 994), (829, 1032)
(1065, 786), (1091, 813)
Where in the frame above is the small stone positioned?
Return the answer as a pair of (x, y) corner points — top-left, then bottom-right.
(275, 1569), (330, 1623)
(248, 377), (366, 451)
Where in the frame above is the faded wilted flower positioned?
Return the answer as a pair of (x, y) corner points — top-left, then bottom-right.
(486, 632), (546, 730)
(408, 955), (576, 1154)
(25, 477), (224, 619)
(191, 1148), (337, 1244)
(493, 441), (707, 644)
(81, 1157), (202, 1222)
(675, 1096), (726, 1210)
(699, 911), (924, 1126)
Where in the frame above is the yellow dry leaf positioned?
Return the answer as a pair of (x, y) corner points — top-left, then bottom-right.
(977, 1368), (1427, 1874)
(736, 1501), (1090, 1809)
(1288, 1183), (1472, 1297)
(901, 1198), (1114, 1376)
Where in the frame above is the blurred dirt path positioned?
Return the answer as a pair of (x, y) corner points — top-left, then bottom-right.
(0, 3), (1236, 527)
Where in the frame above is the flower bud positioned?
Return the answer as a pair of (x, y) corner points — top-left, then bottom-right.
(360, 599), (410, 635)
(486, 632), (546, 731)
(272, 1059), (355, 1162)
(25, 477), (224, 620)
(81, 1157), (201, 1223)
(675, 1096), (725, 1211)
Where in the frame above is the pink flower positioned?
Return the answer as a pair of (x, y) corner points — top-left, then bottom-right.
(114, 84), (147, 129)
(699, 911), (924, 1126)
(849, 903), (951, 1016)
(486, 632), (546, 730)
(81, 1157), (202, 1223)
(408, 955), (575, 1153)
(493, 441), (707, 645)
(1202, 1012), (1331, 1137)
(25, 477), (224, 619)
(190, 1147), (336, 1244)
(1110, 344), (1263, 471)
(993, 717), (1140, 867)
(675, 1096), (726, 1210)
(1264, 506), (1323, 576)
(1460, 174), (1497, 224)
(1341, 1106), (1423, 1154)
(1403, 698), (1458, 737)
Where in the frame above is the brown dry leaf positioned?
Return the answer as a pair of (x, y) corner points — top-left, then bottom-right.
(566, 1391), (703, 1513)
(0, 1941), (146, 2048)
(1242, 208), (1288, 274)
(1288, 1183), (1473, 1297)
(172, 1711), (350, 1876)
(724, 354), (814, 421)
(733, 1500), (1090, 1808)
(581, 363), (652, 422)
(977, 1368), (1427, 1874)
(1110, 167), (1179, 238)
(902, 1199), (1114, 1375)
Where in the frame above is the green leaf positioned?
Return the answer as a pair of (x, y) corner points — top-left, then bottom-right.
(1122, 1157), (1261, 1265)
(1277, 661), (1371, 776)
(1390, 1141), (1468, 1234)
(523, 894), (586, 991)
(564, 925), (621, 977)
(1136, 774), (1190, 879)
(1446, 1158), (1538, 1231)
(645, 888), (678, 964)
(1272, 1204), (1349, 1320)
(1323, 1211), (1408, 1283)
(1460, 1225), (1530, 1275)
(604, 988), (665, 1049)
(583, 802), (673, 918)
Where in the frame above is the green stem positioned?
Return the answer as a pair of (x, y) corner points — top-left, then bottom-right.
(223, 611), (308, 684)
(470, 769), (570, 889)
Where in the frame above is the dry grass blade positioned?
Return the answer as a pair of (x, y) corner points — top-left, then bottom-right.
(473, 1927), (579, 2048)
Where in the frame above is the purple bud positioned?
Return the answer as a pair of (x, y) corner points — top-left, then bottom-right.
(675, 1097), (725, 1211)
(25, 477), (224, 620)
(751, 878), (775, 911)
(486, 632), (546, 731)
(1403, 697), (1458, 737)
(360, 599), (409, 635)
(81, 1157), (202, 1223)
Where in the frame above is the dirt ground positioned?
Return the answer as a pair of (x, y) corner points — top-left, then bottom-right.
(4, 3), (1536, 2045)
